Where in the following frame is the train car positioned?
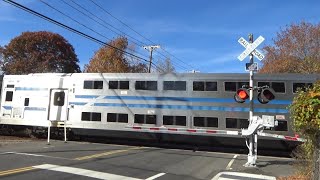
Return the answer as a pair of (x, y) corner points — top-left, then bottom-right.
(0, 73), (318, 150)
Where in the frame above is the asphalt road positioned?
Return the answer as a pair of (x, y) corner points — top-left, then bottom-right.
(0, 138), (297, 180)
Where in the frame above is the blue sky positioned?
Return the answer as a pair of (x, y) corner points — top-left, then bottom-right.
(0, 0), (319, 73)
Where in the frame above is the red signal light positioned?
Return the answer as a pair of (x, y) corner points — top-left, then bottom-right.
(234, 88), (249, 103)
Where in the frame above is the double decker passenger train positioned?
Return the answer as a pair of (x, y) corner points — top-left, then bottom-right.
(0, 73), (318, 150)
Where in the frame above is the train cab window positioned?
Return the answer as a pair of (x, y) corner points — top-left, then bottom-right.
(225, 82), (249, 92)
(258, 82), (285, 93)
(24, 98), (29, 106)
(84, 80), (103, 89)
(134, 114), (156, 124)
(163, 115), (186, 126)
(226, 118), (248, 129)
(164, 81), (186, 91)
(81, 112), (101, 121)
(194, 117), (218, 127)
(293, 83), (313, 93)
(109, 81), (129, 90)
(53, 92), (65, 106)
(5, 91), (13, 102)
(107, 113), (128, 123)
(274, 120), (288, 131)
(193, 81), (217, 91)
(135, 81), (157, 90)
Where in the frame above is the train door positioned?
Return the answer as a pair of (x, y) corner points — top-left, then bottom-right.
(1, 88), (15, 117)
(48, 89), (68, 121)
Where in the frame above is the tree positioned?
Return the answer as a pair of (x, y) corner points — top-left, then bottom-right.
(259, 21), (320, 73)
(1, 31), (81, 74)
(84, 36), (148, 73)
(290, 82), (320, 179)
(156, 58), (175, 73)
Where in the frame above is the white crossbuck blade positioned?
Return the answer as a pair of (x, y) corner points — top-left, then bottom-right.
(238, 36), (265, 61)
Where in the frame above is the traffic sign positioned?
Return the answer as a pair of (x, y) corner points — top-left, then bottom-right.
(238, 36), (265, 61)
(245, 62), (258, 71)
(238, 37), (264, 61)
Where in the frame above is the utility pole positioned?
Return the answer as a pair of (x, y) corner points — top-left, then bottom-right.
(143, 45), (160, 73)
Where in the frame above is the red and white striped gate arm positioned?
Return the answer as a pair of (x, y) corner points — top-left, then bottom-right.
(126, 126), (306, 142)
(126, 126), (240, 136)
(258, 132), (305, 142)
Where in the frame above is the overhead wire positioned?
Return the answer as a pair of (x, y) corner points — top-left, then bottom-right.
(38, 0), (156, 67)
(65, 0), (146, 47)
(87, 0), (196, 71)
(56, 0), (149, 59)
(3, 0), (161, 70)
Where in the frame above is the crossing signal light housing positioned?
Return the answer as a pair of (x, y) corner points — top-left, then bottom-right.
(234, 88), (249, 103)
(258, 88), (275, 104)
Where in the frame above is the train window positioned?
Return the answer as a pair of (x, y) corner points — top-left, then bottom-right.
(134, 114), (144, 123)
(225, 82), (249, 92)
(258, 82), (285, 93)
(134, 114), (156, 124)
(194, 117), (205, 126)
(194, 117), (218, 127)
(24, 98), (29, 106)
(84, 81), (103, 89)
(109, 81), (129, 90)
(118, 114), (129, 123)
(193, 81), (217, 91)
(193, 82), (204, 91)
(7, 84), (14, 88)
(274, 120), (288, 131)
(163, 116), (186, 126)
(5, 91), (13, 102)
(176, 116), (186, 126)
(109, 81), (118, 89)
(81, 112), (101, 121)
(146, 115), (156, 124)
(293, 83), (313, 93)
(107, 113), (117, 122)
(119, 81), (129, 89)
(206, 82), (218, 91)
(107, 113), (128, 123)
(226, 118), (248, 129)
(163, 116), (174, 125)
(53, 92), (65, 106)
(164, 81), (186, 91)
(226, 118), (237, 128)
(135, 81), (157, 90)
(239, 119), (249, 129)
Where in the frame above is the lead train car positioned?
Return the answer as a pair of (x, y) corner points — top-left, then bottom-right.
(0, 73), (318, 150)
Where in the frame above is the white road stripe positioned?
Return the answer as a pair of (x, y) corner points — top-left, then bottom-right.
(212, 172), (276, 180)
(4, 152), (72, 160)
(225, 154), (238, 170)
(145, 173), (166, 180)
(33, 164), (142, 180)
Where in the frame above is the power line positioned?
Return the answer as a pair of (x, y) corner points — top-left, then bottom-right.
(64, 0), (146, 48)
(87, 0), (196, 71)
(41, 0), (147, 59)
(3, 0), (157, 68)
(57, 0), (189, 71)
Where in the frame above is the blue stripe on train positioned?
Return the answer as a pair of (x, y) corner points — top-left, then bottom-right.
(75, 95), (291, 105)
(68, 102), (288, 114)
(2, 106), (46, 111)
(15, 87), (48, 91)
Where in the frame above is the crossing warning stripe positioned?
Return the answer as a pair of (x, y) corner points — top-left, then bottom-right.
(126, 126), (305, 142)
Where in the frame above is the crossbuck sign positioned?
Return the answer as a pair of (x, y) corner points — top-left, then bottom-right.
(237, 36), (265, 61)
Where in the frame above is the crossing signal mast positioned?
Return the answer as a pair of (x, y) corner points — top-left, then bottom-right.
(236, 34), (276, 167)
